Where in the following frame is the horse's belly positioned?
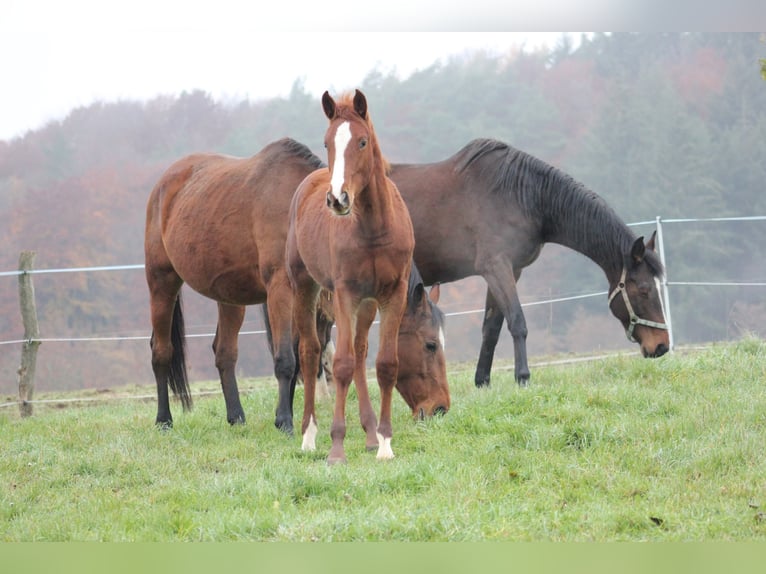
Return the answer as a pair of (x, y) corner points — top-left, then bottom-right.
(164, 234), (266, 305)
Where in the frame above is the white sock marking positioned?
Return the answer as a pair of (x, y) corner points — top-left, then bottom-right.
(375, 432), (394, 460)
(301, 415), (318, 451)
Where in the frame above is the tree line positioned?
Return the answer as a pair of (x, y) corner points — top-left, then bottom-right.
(1, 32), (764, 393)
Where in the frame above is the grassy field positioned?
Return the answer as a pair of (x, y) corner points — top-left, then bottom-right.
(2, 338), (766, 541)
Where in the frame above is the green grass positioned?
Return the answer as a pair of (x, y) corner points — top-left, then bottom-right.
(2, 338), (766, 541)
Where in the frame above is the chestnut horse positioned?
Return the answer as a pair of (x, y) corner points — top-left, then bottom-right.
(286, 90), (415, 464)
(387, 138), (670, 387)
(144, 137), (448, 433)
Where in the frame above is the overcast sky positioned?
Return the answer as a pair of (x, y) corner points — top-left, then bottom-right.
(1, 1), (756, 142)
(1, 1), (576, 141)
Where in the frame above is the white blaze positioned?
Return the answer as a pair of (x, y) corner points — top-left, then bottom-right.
(329, 122), (352, 201)
(439, 326), (445, 350)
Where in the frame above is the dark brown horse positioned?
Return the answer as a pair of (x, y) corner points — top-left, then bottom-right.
(387, 138), (670, 387)
(144, 137), (448, 433)
(286, 90), (416, 464)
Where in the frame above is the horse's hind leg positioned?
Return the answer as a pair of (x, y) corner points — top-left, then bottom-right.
(213, 303), (247, 425)
(475, 288), (505, 388)
(147, 269), (183, 428)
(482, 262), (530, 387)
(291, 279), (322, 450)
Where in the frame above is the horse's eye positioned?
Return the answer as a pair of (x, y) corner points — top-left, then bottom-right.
(425, 341), (438, 353)
(359, 138), (367, 149)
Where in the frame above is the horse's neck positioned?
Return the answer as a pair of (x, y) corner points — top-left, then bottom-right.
(545, 208), (628, 283)
(357, 166), (396, 235)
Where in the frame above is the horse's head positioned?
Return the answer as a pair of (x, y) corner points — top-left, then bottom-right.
(321, 89), (376, 216)
(395, 281), (451, 419)
(608, 231), (670, 358)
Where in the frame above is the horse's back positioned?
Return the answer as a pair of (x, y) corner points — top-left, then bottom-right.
(147, 139), (322, 304)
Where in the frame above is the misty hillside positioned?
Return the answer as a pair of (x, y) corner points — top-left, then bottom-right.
(1, 32), (765, 394)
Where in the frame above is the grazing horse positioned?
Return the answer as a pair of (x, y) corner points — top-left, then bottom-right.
(263, 270), (447, 417)
(286, 90), (416, 464)
(387, 138), (670, 387)
(144, 136), (448, 433)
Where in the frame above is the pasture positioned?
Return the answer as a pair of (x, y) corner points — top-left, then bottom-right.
(2, 338), (766, 541)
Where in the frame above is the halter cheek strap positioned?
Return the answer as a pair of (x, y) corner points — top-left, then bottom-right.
(608, 267), (669, 343)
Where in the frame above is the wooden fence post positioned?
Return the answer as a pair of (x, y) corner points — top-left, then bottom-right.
(17, 251), (40, 417)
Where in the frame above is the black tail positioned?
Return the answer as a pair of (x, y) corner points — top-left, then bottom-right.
(169, 293), (192, 411)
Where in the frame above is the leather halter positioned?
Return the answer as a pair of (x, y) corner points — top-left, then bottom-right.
(607, 267), (668, 343)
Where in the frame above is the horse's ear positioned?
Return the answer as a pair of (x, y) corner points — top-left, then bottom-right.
(631, 236), (646, 265)
(322, 91), (336, 120)
(429, 282), (441, 304)
(409, 282), (425, 313)
(645, 230), (658, 252)
(353, 89), (368, 119)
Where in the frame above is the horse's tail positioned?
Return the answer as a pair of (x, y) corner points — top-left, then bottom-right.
(169, 293), (192, 411)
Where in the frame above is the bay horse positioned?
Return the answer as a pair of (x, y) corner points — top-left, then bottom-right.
(387, 138), (670, 387)
(286, 90), (416, 464)
(263, 269), (447, 417)
(144, 137), (448, 433)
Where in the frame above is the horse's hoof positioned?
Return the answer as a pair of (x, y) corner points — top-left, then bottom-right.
(475, 377), (491, 388)
(274, 420), (294, 436)
(327, 455), (348, 465)
(155, 420), (173, 431)
(228, 414), (246, 426)
(517, 378), (530, 388)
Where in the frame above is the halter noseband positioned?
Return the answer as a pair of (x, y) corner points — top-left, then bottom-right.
(607, 267), (668, 343)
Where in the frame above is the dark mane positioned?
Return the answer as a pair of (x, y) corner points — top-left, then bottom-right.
(276, 137), (326, 170)
(408, 261), (445, 327)
(455, 138), (663, 277)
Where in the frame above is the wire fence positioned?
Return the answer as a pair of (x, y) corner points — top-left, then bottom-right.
(1, 215), (765, 409)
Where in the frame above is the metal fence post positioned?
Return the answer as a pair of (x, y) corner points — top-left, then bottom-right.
(655, 216), (674, 351)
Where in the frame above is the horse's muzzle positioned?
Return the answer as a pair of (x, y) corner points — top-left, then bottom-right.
(643, 342), (669, 358)
(416, 404), (449, 420)
(326, 190), (351, 215)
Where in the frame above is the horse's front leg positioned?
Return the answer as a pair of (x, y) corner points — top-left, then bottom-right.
(266, 273), (298, 435)
(353, 300), (379, 451)
(374, 283), (408, 460)
(327, 288), (358, 464)
(475, 288), (504, 388)
(213, 303), (246, 425)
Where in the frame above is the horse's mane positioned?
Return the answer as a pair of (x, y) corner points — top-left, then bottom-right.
(455, 138), (663, 276)
(276, 137), (326, 170)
